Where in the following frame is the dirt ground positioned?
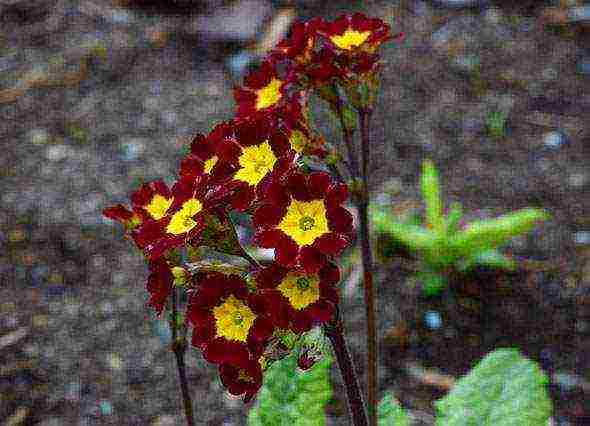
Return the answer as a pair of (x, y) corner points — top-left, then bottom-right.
(1, 0), (589, 424)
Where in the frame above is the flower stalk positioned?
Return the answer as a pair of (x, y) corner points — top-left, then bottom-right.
(324, 310), (368, 426)
(358, 108), (377, 426)
(169, 287), (195, 426)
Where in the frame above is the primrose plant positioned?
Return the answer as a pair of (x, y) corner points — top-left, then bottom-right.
(104, 13), (401, 426)
(104, 12), (554, 426)
(372, 160), (549, 295)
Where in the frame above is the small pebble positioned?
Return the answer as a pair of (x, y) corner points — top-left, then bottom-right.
(568, 172), (588, 189)
(574, 231), (590, 246)
(99, 399), (113, 416)
(424, 310), (442, 330)
(553, 372), (582, 391)
(45, 145), (70, 162)
(543, 131), (568, 149)
(28, 128), (50, 146)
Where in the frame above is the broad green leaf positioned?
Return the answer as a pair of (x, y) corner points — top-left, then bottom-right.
(371, 208), (436, 251)
(450, 208), (548, 258)
(248, 349), (332, 426)
(378, 393), (410, 426)
(458, 249), (516, 272)
(435, 348), (553, 426)
(421, 160), (444, 232)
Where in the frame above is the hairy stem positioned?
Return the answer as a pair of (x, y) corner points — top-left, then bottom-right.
(227, 212), (261, 268)
(358, 109), (377, 426)
(325, 312), (368, 426)
(335, 97), (360, 179)
(170, 288), (195, 426)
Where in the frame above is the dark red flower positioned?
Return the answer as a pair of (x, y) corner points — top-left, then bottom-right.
(319, 13), (393, 53)
(234, 59), (298, 118)
(187, 272), (275, 363)
(255, 261), (340, 333)
(272, 18), (324, 64)
(131, 175), (229, 260)
(145, 258), (174, 315)
(179, 123), (236, 184)
(103, 204), (140, 230)
(218, 358), (263, 403)
(218, 114), (296, 211)
(103, 180), (175, 232)
(252, 171), (353, 272)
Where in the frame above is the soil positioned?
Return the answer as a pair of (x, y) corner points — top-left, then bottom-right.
(0, 0), (589, 425)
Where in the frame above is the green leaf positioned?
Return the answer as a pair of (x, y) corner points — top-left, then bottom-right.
(435, 348), (553, 426)
(458, 249), (516, 272)
(248, 347), (332, 426)
(444, 202), (463, 235)
(371, 207), (436, 252)
(421, 160), (444, 232)
(450, 208), (549, 258)
(378, 393), (410, 426)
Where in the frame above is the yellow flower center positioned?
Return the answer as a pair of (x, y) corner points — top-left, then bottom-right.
(166, 198), (202, 235)
(212, 295), (256, 342)
(145, 194), (174, 220)
(233, 141), (277, 186)
(289, 130), (308, 154)
(277, 199), (329, 246)
(238, 369), (256, 383)
(203, 155), (218, 174)
(330, 28), (371, 50)
(255, 78), (283, 110)
(278, 272), (320, 310)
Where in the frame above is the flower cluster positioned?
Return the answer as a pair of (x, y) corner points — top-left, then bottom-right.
(104, 12), (397, 402)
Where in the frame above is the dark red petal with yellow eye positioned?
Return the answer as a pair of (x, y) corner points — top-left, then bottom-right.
(286, 171), (311, 201)
(313, 233), (350, 257)
(179, 155), (205, 180)
(190, 313), (216, 347)
(298, 245), (328, 273)
(248, 316), (275, 356)
(219, 360), (263, 402)
(145, 258), (173, 315)
(292, 313), (312, 334)
(319, 262), (341, 287)
(253, 203), (286, 228)
(203, 338), (251, 367)
(103, 204), (134, 223)
(274, 234), (299, 268)
(230, 183), (256, 211)
(306, 299), (335, 323)
(326, 183), (349, 208)
(307, 172), (332, 198)
(327, 206), (354, 234)
(131, 218), (167, 250)
(131, 182), (154, 207)
(254, 263), (288, 290)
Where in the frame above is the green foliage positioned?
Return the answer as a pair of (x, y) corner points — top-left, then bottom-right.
(378, 393), (410, 426)
(248, 346), (332, 426)
(372, 160), (549, 296)
(435, 348), (553, 425)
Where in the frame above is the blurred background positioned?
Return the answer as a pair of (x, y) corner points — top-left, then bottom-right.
(1, 0), (589, 424)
